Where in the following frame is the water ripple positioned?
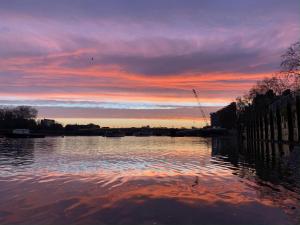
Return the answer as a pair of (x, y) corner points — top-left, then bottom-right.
(0, 136), (299, 225)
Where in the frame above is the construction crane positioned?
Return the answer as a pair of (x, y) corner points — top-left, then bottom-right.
(192, 89), (209, 127)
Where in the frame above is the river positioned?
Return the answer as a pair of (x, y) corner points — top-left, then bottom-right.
(0, 136), (299, 225)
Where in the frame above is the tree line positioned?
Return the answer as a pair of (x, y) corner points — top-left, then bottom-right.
(0, 106), (38, 129)
(0, 106), (102, 131)
(236, 41), (300, 112)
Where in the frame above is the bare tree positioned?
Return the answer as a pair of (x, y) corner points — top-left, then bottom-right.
(254, 76), (291, 95)
(280, 41), (300, 89)
(281, 41), (300, 76)
(0, 106), (38, 129)
(236, 41), (300, 111)
(14, 106), (38, 120)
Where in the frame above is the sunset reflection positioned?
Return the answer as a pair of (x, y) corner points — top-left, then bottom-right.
(0, 137), (299, 225)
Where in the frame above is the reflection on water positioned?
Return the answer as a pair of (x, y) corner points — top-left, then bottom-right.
(0, 136), (299, 225)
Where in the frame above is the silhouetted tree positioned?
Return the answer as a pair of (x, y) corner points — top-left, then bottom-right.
(281, 41), (300, 76)
(14, 106), (38, 120)
(280, 41), (300, 90)
(0, 106), (37, 129)
(236, 41), (300, 112)
(236, 77), (280, 111)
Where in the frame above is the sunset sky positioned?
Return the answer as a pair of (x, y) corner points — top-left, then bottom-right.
(0, 0), (299, 127)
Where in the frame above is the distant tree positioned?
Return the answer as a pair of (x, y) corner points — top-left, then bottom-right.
(236, 41), (300, 112)
(281, 41), (300, 76)
(13, 106), (38, 120)
(237, 77), (280, 108)
(249, 76), (289, 96)
(236, 96), (251, 112)
(65, 123), (100, 131)
(0, 106), (38, 129)
(280, 41), (300, 90)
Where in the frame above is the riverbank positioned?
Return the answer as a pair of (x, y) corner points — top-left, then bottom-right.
(0, 127), (234, 137)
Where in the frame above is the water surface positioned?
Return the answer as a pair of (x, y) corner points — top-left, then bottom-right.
(0, 136), (299, 225)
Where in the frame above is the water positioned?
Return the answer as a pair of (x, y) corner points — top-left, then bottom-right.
(0, 136), (299, 225)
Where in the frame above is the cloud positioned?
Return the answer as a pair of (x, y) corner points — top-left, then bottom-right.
(0, 0), (299, 25)
(0, 99), (226, 109)
(34, 106), (221, 121)
(0, 32), (291, 75)
(98, 44), (275, 75)
(0, 0), (299, 125)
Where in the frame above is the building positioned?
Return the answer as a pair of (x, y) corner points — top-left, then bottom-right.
(40, 119), (56, 127)
(210, 102), (237, 129)
(210, 112), (219, 128)
(238, 90), (300, 143)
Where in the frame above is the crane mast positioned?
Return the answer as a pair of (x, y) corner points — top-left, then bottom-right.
(192, 89), (209, 127)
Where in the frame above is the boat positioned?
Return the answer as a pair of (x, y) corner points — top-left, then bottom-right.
(4, 129), (45, 138)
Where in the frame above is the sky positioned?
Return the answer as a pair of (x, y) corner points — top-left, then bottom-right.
(0, 0), (299, 127)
